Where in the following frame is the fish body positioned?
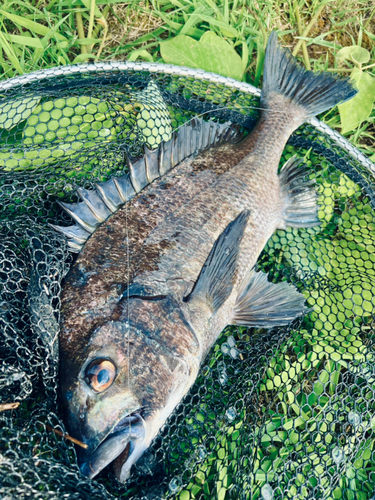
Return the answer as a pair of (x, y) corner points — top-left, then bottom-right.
(58, 33), (356, 481)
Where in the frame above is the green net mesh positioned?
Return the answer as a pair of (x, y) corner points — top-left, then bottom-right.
(1, 64), (375, 500)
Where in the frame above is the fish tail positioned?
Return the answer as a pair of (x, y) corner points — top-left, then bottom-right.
(261, 32), (357, 125)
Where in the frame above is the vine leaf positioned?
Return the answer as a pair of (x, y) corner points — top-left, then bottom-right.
(336, 46), (370, 65)
(338, 68), (375, 134)
(160, 31), (243, 81)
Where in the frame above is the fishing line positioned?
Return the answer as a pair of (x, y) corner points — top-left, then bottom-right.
(126, 160), (131, 436)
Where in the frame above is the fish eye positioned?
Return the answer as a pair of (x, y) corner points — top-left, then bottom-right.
(85, 359), (116, 393)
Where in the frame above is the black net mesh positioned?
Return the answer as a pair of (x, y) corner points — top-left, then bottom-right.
(1, 66), (375, 500)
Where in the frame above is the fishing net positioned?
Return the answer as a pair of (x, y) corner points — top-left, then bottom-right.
(1, 62), (375, 500)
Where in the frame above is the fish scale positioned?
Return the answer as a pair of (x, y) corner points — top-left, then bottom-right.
(60, 158), (221, 359)
(138, 118), (289, 302)
(58, 32), (357, 483)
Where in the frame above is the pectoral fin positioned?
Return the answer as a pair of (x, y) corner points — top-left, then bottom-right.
(185, 210), (250, 313)
(231, 269), (307, 328)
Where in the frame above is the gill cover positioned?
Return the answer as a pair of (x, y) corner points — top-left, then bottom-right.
(59, 295), (200, 481)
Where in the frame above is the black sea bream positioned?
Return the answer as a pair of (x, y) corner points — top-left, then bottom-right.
(57, 32), (356, 481)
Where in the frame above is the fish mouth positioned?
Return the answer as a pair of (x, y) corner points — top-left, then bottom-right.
(79, 412), (146, 482)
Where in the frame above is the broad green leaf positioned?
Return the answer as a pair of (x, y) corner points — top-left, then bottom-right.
(338, 68), (375, 133)
(0, 96), (41, 130)
(336, 45), (370, 65)
(160, 31), (243, 80)
(0, 10), (67, 42)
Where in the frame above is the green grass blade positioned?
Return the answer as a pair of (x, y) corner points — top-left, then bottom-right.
(179, 5), (204, 36)
(0, 29), (23, 75)
(253, 39), (265, 87)
(80, 0), (102, 18)
(75, 38), (101, 46)
(72, 53), (99, 63)
(151, 10), (182, 31)
(224, 0), (229, 23)
(5, 33), (45, 49)
(303, 37), (341, 49)
(0, 9), (68, 42)
(122, 26), (167, 47)
(198, 14), (239, 37)
(241, 40), (249, 77)
(243, 26), (263, 37)
(40, 13), (71, 50)
(127, 48), (154, 62)
(93, 0), (138, 3)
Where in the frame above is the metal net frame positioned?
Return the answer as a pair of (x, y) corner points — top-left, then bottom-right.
(1, 62), (375, 500)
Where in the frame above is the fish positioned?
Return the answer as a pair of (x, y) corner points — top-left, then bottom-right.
(57, 32), (356, 482)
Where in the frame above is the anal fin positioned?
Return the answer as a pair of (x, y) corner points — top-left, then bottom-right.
(231, 269), (307, 328)
(280, 156), (320, 228)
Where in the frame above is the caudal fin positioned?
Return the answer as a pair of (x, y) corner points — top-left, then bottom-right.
(261, 32), (357, 122)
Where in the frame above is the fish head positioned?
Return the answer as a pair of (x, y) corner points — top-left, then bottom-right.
(60, 294), (200, 482)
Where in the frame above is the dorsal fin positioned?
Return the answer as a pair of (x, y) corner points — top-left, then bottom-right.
(52, 118), (242, 252)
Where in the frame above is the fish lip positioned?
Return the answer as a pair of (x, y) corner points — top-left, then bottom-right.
(79, 412), (146, 480)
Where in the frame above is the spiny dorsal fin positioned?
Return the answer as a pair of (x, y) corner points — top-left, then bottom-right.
(53, 117), (242, 252)
(185, 210), (250, 312)
(279, 155), (320, 228)
(231, 269), (307, 328)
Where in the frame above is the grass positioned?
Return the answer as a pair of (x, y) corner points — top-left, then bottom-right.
(1, 1), (375, 500)
(0, 0), (375, 153)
